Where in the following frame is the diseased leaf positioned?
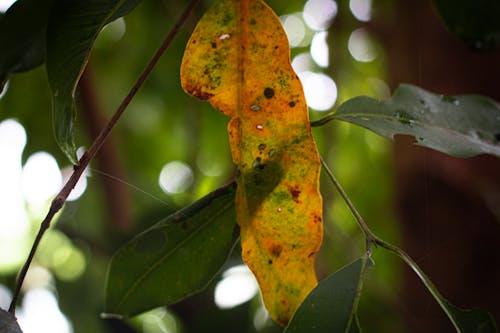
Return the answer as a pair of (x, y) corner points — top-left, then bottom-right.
(333, 84), (500, 158)
(433, 0), (500, 51)
(0, 0), (53, 90)
(285, 255), (373, 333)
(181, 0), (323, 325)
(0, 308), (23, 333)
(104, 183), (238, 317)
(46, 0), (143, 162)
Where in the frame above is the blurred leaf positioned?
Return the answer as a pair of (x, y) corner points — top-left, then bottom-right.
(180, 0), (322, 325)
(0, 308), (23, 333)
(443, 300), (498, 333)
(332, 84), (500, 158)
(433, 0), (500, 50)
(0, 0), (53, 90)
(46, 0), (143, 162)
(284, 254), (373, 333)
(104, 182), (238, 317)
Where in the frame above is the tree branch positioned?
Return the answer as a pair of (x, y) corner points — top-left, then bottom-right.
(8, 0), (201, 314)
(320, 156), (464, 332)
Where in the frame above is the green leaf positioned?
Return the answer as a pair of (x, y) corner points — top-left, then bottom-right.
(46, 0), (143, 162)
(104, 183), (238, 317)
(443, 300), (498, 333)
(0, 0), (53, 89)
(284, 254), (373, 333)
(333, 84), (500, 158)
(433, 0), (500, 51)
(0, 308), (23, 333)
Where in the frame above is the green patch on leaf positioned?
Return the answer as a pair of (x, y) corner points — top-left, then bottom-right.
(284, 254), (373, 333)
(104, 183), (238, 318)
(333, 84), (500, 158)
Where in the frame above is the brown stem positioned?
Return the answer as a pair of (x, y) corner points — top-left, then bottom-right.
(8, 0), (201, 314)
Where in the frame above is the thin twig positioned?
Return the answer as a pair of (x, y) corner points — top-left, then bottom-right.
(319, 155), (375, 254)
(8, 0), (201, 314)
(320, 155), (461, 332)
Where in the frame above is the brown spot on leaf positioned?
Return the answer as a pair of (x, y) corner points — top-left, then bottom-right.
(289, 101), (296, 107)
(264, 87), (275, 99)
(312, 214), (322, 224)
(270, 244), (283, 257)
(186, 86), (214, 101)
(287, 185), (301, 203)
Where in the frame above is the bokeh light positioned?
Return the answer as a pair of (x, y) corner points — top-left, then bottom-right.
(214, 265), (259, 309)
(21, 152), (63, 206)
(348, 28), (377, 62)
(0, 284), (11, 309)
(61, 166), (87, 201)
(133, 308), (179, 333)
(292, 52), (315, 73)
(298, 71), (337, 111)
(310, 31), (329, 68)
(159, 161), (194, 194)
(0, 119), (30, 272)
(17, 288), (73, 333)
(0, 0), (16, 12)
(350, 0), (372, 22)
(303, 0), (338, 31)
(281, 14), (306, 47)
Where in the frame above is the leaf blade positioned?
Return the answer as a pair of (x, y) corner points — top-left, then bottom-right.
(334, 84), (500, 158)
(104, 183), (238, 317)
(0, 0), (53, 89)
(284, 254), (373, 333)
(432, 0), (500, 51)
(46, 0), (143, 162)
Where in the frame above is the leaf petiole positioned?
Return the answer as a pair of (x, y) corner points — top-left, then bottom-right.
(320, 156), (496, 333)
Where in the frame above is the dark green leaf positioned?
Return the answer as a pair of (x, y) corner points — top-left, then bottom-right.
(443, 300), (497, 333)
(0, 0), (53, 88)
(104, 183), (238, 317)
(46, 0), (144, 162)
(334, 84), (500, 158)
(284, 254), (373, 333)
(0, 308), (23, 333)
(433, 0), (500, 51)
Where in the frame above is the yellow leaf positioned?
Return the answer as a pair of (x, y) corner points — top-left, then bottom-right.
(181, 0), (323, 325)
